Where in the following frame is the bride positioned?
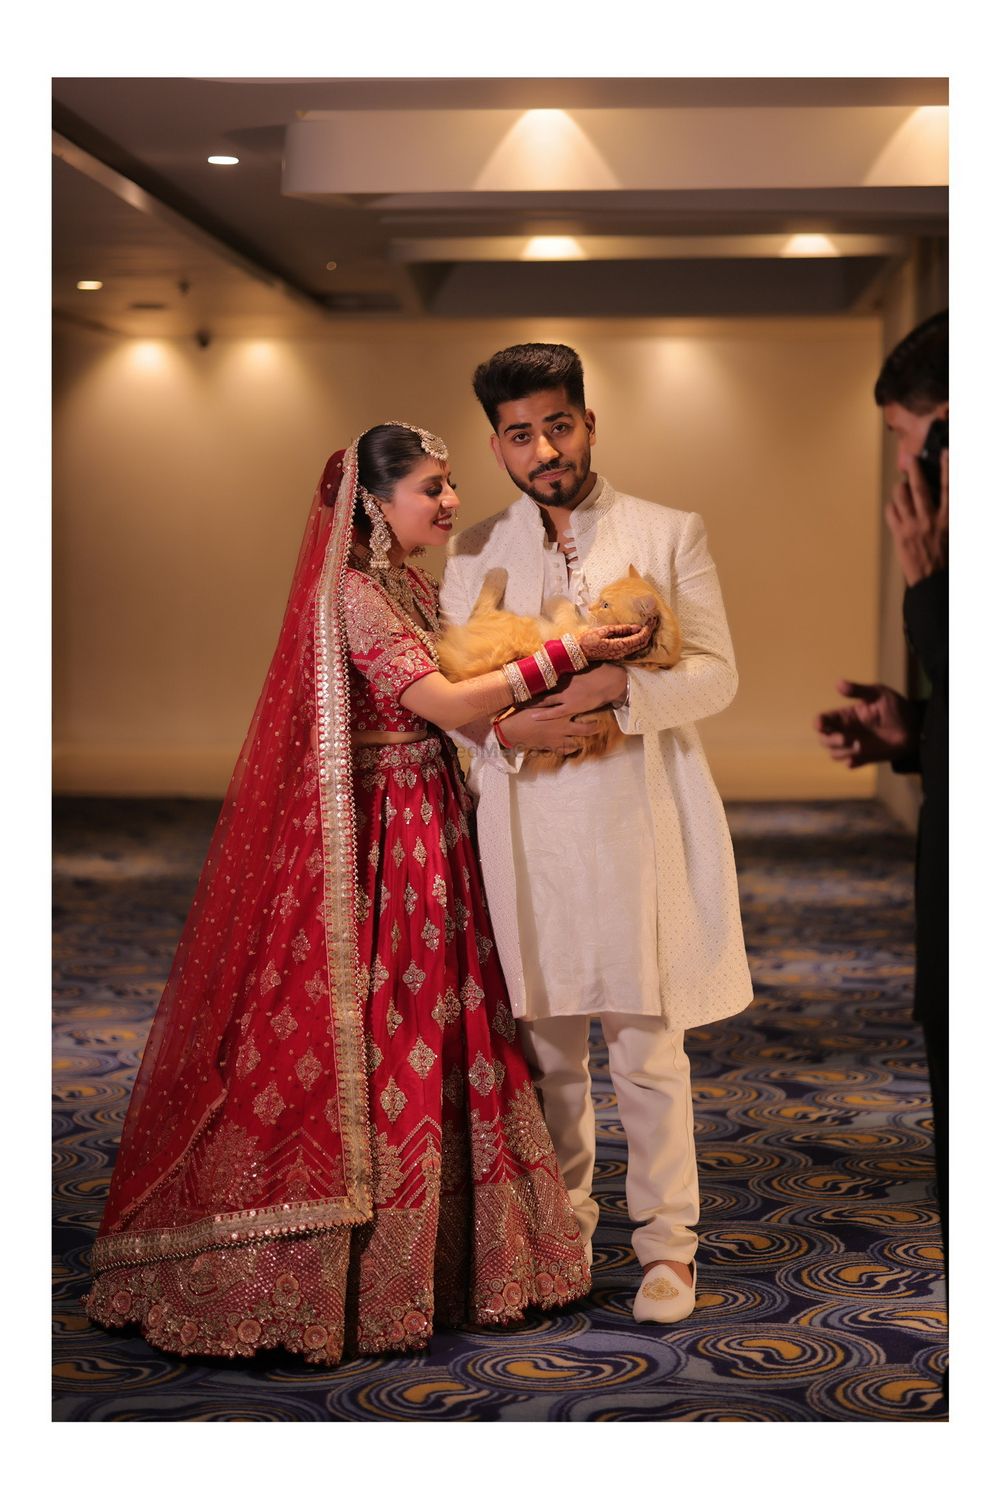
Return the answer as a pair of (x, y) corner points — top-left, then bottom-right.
(86, 421), (651, 1364)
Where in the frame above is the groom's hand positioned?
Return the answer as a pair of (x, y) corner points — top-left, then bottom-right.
(529, 664), (629, 720)
(499, 705), (603, 754)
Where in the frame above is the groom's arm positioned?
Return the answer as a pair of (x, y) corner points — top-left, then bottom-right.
(617, 511), (738, 734)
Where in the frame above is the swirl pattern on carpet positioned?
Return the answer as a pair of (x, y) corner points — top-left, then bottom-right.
(53, 797), (946, 1420)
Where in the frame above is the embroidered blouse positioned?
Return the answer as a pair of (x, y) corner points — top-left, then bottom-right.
(343, 566), (439, 733)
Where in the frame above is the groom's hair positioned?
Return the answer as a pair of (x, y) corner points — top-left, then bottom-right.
(874, 310), (948, 413)
(472, 343), (587, 430)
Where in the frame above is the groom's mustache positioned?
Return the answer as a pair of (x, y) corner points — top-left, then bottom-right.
(529, 460), (571, 480)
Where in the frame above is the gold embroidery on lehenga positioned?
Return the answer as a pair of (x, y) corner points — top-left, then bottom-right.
(413, 836), (428, 867)
(304, 971), (327, 1003)
(380, 1079), (407, 1123)
(501, 1082), (554, 1166)
(373, 1132), (405, 1203)
(260, 961), (281, 995)
(432, 987), (460, 1027)
(386, 1003), (404, 1038)
(468, 1053), (496, 1097)
(295, 1049), (323, 1090)
(491, 1004), (516, 1042)
(365, 1038), (384, 1074)
(420, 796), (433, 825)
(371, 955), (390, 991)
(253, 1081), (286, 1126)
(235, 1038), (261, 1077)
(469, 1111), (501, 1180)
(461, 977), (485, 1012)
(432, 875), (447, 907)
(270, 1005), (298, 1039)
(421, 917), (440, 951)
(190, 1123), (258, 1207)
(391, 836), (405, 867)
(291, 929), (311, 963)
(407, 1038), (436, 1078)
(402, 960), (426, 994)
(403, 882), (418, 916)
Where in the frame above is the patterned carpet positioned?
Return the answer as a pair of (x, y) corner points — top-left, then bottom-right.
(52, 797), (946, 1421)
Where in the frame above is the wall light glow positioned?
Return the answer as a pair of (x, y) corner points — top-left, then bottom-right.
(207, 155), (240, 166)
(521, 236), (586, 261)
(130, 341), (166, 371)
(76, 280), (103, 291)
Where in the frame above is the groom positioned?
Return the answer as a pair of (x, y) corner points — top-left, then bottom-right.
(440, 343), (752, 1322)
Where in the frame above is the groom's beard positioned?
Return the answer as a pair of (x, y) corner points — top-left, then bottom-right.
(514, 452), (592, 509)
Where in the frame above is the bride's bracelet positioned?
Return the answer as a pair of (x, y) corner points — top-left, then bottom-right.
(501, 634), (588, 704)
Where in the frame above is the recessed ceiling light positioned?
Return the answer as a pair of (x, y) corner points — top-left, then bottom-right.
(76, 280), (103, 291)
(781, 234), (839, 258)
(207, 155), (239, 166)
(521, 236), (585, 261)
(326, 261), (338, 271)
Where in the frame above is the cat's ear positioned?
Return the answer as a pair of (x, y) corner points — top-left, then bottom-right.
(628, 563), (642, 579)
(637, 595), (657, 618)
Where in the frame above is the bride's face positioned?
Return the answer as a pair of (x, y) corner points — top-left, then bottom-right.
(379, 457), (460, 554)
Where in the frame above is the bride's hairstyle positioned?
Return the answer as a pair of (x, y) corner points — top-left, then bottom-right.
(472, 342), (587, 431)
(353, 424), (429, 537)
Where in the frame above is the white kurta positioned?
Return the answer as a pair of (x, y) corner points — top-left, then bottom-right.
(507, 507), (661, 1019)
(440, 475), (754, 1032)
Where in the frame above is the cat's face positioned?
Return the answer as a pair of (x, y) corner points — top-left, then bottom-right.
(587, 573), (662, 629)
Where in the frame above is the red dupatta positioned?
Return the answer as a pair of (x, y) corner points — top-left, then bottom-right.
(91, 444), (374, 1273)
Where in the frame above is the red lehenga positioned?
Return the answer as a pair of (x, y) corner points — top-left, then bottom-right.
(85, 442), (589, 1364)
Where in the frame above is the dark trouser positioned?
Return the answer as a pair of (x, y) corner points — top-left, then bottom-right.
(920, 1012), (948, 1274)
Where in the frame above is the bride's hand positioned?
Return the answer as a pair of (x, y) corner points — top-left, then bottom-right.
(577, 619), (656, 661)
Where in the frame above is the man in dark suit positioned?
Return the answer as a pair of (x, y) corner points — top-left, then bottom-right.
(815, 311), (948, 1258)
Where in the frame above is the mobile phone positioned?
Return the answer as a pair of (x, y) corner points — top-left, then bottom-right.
(918, 418), (949, 509)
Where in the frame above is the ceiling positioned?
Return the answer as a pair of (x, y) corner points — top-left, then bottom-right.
(52, 77), (949, 337)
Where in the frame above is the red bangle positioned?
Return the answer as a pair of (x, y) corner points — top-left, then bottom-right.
(515, 654), (548, 697)
(493, 716), (513, 748)
(544, 638), (575, 677)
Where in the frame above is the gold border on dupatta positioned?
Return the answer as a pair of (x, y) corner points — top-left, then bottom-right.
(313, 441), (373, 1221)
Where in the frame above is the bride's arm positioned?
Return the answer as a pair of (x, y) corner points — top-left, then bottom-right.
(402, 622), (652, 732)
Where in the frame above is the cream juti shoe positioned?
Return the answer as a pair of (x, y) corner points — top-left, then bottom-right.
(632, 1262), (697, 1324)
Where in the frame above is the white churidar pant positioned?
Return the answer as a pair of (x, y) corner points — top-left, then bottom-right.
(517, 1013), (699, 1266)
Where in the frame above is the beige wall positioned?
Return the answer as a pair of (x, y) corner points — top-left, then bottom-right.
(53, 316), (883, 799)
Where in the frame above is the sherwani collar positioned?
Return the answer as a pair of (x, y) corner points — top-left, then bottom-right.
(511, 473), (616, 536)
(503, 476), (617, 613)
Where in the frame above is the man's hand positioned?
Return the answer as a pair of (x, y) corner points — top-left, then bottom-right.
(886, 449), (949, 587)
(499, 705), (604, 756)
(528, 664), (629, 722)
(814, 679), (920, 768)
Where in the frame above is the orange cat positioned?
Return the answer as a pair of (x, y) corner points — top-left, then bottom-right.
(437, 566), (682, 767)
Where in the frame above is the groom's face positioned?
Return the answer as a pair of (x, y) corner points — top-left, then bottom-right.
(489, 386), (597, 509)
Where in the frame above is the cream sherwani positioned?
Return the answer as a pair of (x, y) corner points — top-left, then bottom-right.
(440, 475), (753, 1264)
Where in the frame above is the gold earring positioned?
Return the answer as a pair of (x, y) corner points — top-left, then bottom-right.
(360, 487), (393, 569)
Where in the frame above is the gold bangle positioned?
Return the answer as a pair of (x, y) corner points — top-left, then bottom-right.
(562, 633), (588, 671)
(501, 661), (531, 703)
